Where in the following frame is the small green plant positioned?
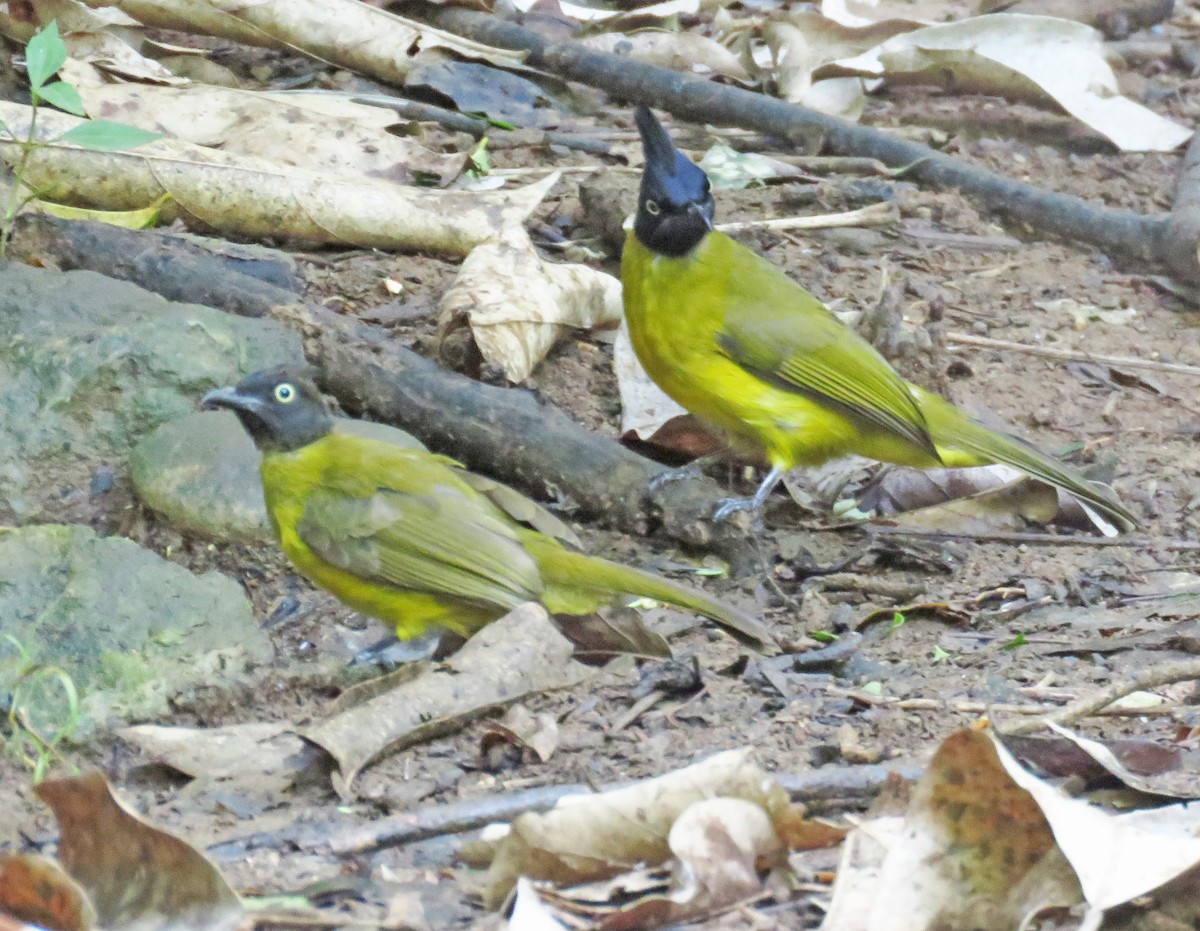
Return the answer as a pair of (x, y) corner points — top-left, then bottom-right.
(0, 20), (161, 256)
(809, 630), (838, 644)
(931, 644), (952, 663)
(888, 610), (907, 635)
(1, 633), (81, 783)
(1001, 631), (1029, 651)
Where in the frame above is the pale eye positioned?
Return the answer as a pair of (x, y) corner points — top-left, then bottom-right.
(274, 383), (297, 403)
(645, 199), (661, 216)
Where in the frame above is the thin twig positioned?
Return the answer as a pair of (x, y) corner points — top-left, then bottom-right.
(824, 686), (1173, 717)
(866, 526), (1200, 549)
(1002, 657), (1200, 736)
(717, 202), (897, 234)
(946, 332), (1200, 378)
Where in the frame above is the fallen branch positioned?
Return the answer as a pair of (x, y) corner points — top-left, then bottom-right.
(947, 332), (1200, 378)
(324, 758), (922, 855)
(865, 526), (1200, 550)
(717, 202), (898, 235)
(1001, 656), (1200, 735)
(13, 214), (756, 558)
(423, 7), (1184, 281)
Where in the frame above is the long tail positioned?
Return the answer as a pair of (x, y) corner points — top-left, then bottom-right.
(916, 389), (1138, 532)
(526, 539), (778, 653)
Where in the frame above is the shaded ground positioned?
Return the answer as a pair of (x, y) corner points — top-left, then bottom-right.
(4, 19), (1200, 930)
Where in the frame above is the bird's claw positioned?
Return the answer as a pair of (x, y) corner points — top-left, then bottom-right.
(648, 462), (704, 495)
(349, 630), (443, 669)
(713, 496), (760, 523)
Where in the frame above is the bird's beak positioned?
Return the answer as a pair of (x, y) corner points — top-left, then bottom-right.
(688, 201), (713, 231)
(202, 385), (261, 414)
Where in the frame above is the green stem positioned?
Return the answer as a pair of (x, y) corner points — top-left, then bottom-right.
(0, 101), (41, 260)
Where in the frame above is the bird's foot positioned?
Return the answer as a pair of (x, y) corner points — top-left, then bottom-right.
(713, 495), (762, 523)
(349, 630), (443, 669)
(648, 460), (705, 494)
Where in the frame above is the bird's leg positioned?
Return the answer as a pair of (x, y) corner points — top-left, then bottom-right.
(713, 465), (786, 522)
(647, 451), (728, 494)
(349, 629), (444, 668)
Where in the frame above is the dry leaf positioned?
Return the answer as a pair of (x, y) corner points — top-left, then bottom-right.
(482, 704), (561, 764)
(62, 60), (466, 184)
(79, 0), (526, 76)
(823, 729), (1080, 930)
(822, 0), (979, 26)
(117, 722), (312, 797)
(579, 31), (751, 82)
(827, 14), (1191, 152)
(440, 225), (622, 382)
(0, 854), (95, 931)
(302, 604), (591, 796)
(34, 773), (242, 930)
(481, 748), (804, 908)
(508, 0), (702, 23)
(668, 798), (783, 907)
(0, 101), (558, 255)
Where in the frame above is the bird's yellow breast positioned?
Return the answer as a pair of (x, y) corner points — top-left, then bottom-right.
(621, 231), (865, 467)
(259, 439), (496, 638)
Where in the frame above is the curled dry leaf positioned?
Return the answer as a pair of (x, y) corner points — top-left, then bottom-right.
(578, 31), (752, 82)
(440, 225), (622, 383)
(481, 748), (805, 908)
(508, 0), (702, 24)
(34, 772), (242, 931)
(826, 13), (1191, 152)
(80, 0), (526, 77)
(821, 0), (978, 27)
(62, 60), (465, 184)
(668, 798), (784, 908)
(0, 854), (95, 931)
(302, 604), (591, 796)
(0, 101), (558, 255)
(482, 704), (561, 764)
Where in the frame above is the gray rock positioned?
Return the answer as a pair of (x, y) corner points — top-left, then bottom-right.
(0, 524), (269, 734)
(0, 264), (303, 522)
(131, 411), (273, 542)
(130, 410), (427, 542)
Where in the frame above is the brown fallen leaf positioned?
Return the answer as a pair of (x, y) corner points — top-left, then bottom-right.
(34, 773), (243, 930)
(0, 854), (95, 931)
(481, 748), (806, 908)
(302, 603), (591, 796)
(481, 704), (560, 765)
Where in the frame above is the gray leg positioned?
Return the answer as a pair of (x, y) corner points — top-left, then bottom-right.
(349, 628), (444, 668)
(713, 465), (786, 522)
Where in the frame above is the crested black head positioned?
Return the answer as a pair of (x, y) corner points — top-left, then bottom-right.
(633, 106), (715, 258)
(202, 363), (333, 453)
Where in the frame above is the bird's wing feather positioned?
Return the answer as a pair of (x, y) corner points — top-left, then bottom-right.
(297, 460), (544, 609)
(717, 259), (939, 460)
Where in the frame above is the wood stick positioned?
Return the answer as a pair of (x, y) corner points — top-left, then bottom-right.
(946, 332), (1200, 378)
(717, 202), (898, 234)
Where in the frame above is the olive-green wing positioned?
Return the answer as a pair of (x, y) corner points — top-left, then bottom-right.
(297, 482), (544, 610)
(455, 470), (582, 549)
(717, 252), (939, 460)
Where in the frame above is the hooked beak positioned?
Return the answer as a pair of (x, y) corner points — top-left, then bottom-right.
(202, 385), (261, 414)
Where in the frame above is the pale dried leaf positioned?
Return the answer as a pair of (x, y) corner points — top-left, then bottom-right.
(828, 14), (1191, 151)
(80, 0), (526, 76)
(822, 0), (978, 26)
(613, 320), (689, 441)
(481, 749), (802, 908)
(579, 31), (751, 82)
(508, 878), (571, 930)
(669, 798), (782, 907)
(302, 604), (591, 796)
(440, 225), (622, 382)
(27, 0), (182, 83)
(62, 61), (465, 183)
(484, 704), (561, 764)
(0, 101), (556, 255)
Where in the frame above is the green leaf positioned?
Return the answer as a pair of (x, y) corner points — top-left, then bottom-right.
(34, 80), (85, 117)
(931, 644), (951, 663)
(56, 119), (161, 152)
(861, 680), (883, 696)
(1001, 631), (1028, 651)
(888, 611), (906, 635)
(809, 630), (838, 644)
(25, 21), (68, 93)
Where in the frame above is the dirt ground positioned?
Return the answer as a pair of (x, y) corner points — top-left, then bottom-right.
(4, 14), (1200, 929)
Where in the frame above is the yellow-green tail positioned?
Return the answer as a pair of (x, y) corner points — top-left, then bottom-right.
(527, 539), (777, 652)
(921, 392), (1137, 532)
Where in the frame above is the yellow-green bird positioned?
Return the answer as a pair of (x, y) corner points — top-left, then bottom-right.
(621, 107), (1136, 531)
(202, 364), (775, 651)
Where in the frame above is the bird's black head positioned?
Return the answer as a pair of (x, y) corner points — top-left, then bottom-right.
(633, 106), (715, 258)
(202, 363), (333, 453)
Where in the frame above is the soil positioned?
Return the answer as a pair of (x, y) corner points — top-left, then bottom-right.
(4, 12), (1200, 930)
